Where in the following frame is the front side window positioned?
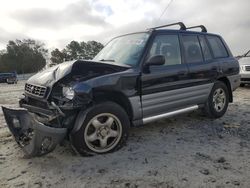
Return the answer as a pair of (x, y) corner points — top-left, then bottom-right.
(93, 33), (150, 66)
(147, 34), (182, 66)
(207, 36), (228, 58)
(182, 35), (203, 63)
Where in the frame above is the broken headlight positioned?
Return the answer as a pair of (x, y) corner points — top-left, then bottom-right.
(62, 87), (75, 100)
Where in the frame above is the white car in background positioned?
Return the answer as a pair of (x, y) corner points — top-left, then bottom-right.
(239, 57), (250, 86)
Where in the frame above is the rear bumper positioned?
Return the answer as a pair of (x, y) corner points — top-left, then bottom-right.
(227, 74), (241, 91)
(2, 107), (67, 157)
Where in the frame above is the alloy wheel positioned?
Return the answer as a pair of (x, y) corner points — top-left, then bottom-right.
(84, 113), (122, 153)
(212, 88), (226, 112)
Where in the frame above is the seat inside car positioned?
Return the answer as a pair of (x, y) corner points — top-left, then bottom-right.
(161, 44), (180, 65)
(187, 44), (202, 62)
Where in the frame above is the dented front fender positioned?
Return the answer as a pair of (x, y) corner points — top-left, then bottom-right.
(2, 107), (67, 157)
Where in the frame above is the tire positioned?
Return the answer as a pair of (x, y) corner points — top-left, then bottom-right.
(204, 81), (229, 119)
(240, 83), (245, 87)
(70, 102), (130, 156)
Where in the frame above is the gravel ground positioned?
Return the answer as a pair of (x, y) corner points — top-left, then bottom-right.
(0, 81), (250, 188)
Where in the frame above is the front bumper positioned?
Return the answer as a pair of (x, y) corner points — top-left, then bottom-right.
(2, 107), (67, 157)
(240, 73), (250, 83)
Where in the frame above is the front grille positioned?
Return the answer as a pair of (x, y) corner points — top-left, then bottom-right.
(245, 66), (250, 71)
(25, 83), (47, 98)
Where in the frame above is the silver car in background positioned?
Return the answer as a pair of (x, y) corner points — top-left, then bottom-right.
(239, 57), (250, 86)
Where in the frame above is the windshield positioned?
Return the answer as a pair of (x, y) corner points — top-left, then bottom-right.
(93, 33), (150, 66)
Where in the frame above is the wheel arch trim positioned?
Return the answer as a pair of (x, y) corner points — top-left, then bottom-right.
(217, 76), (237, 103)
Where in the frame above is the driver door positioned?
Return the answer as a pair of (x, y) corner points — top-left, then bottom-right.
(141, 33), (190, 118)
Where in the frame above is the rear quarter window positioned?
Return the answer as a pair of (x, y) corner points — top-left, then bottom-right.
(207, 36), (228, 58)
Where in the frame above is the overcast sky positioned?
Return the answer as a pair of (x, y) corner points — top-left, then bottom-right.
(0, 0), (249, 55)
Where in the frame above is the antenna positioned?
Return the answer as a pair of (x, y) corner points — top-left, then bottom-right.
(157, 0), (174, 23)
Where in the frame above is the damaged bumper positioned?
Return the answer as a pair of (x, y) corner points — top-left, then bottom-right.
(2, 107), (67, 157)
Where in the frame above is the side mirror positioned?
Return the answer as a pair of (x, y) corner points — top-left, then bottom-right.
(145, 55), (165, 66)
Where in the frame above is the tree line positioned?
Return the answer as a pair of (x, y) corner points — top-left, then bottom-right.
(0, 39), (104, 74)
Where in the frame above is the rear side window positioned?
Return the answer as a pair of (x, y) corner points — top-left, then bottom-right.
(199, 36), (212, 61)
(182, 35), (203, 63)
(207, 36), (228, 58)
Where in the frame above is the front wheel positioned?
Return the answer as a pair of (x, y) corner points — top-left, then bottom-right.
(204, 81), (229, 119)
(70, 102), (130, 156)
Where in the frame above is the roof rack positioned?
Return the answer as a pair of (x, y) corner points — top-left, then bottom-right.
(186, 25), (207, 32)
(148, 22), (186, 31)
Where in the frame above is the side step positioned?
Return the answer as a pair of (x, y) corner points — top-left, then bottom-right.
(143, 105), (198, 124)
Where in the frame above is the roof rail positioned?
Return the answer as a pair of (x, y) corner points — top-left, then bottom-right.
(186, 25), (207, 32)
(148, 22), (186, 31)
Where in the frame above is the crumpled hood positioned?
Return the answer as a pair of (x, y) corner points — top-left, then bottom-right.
(27, 60), (130, 87)
(27, 60), (74, 87)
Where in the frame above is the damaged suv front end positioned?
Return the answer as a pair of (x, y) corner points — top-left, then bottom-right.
(2, 59), (131, 157)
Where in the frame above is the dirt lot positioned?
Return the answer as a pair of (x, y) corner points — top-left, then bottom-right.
(0, 81), (250, 188)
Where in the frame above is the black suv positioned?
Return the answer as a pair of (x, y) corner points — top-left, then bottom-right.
(2, 22), (240, 157)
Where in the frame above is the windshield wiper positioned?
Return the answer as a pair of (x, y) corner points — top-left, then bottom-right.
(99, 59), (115, 62)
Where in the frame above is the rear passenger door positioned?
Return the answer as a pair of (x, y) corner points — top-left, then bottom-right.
(181, 34), (219, 87)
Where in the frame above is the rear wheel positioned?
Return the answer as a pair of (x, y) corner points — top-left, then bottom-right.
(204, 81), (229, 118)
(70, 102), (130, 156)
